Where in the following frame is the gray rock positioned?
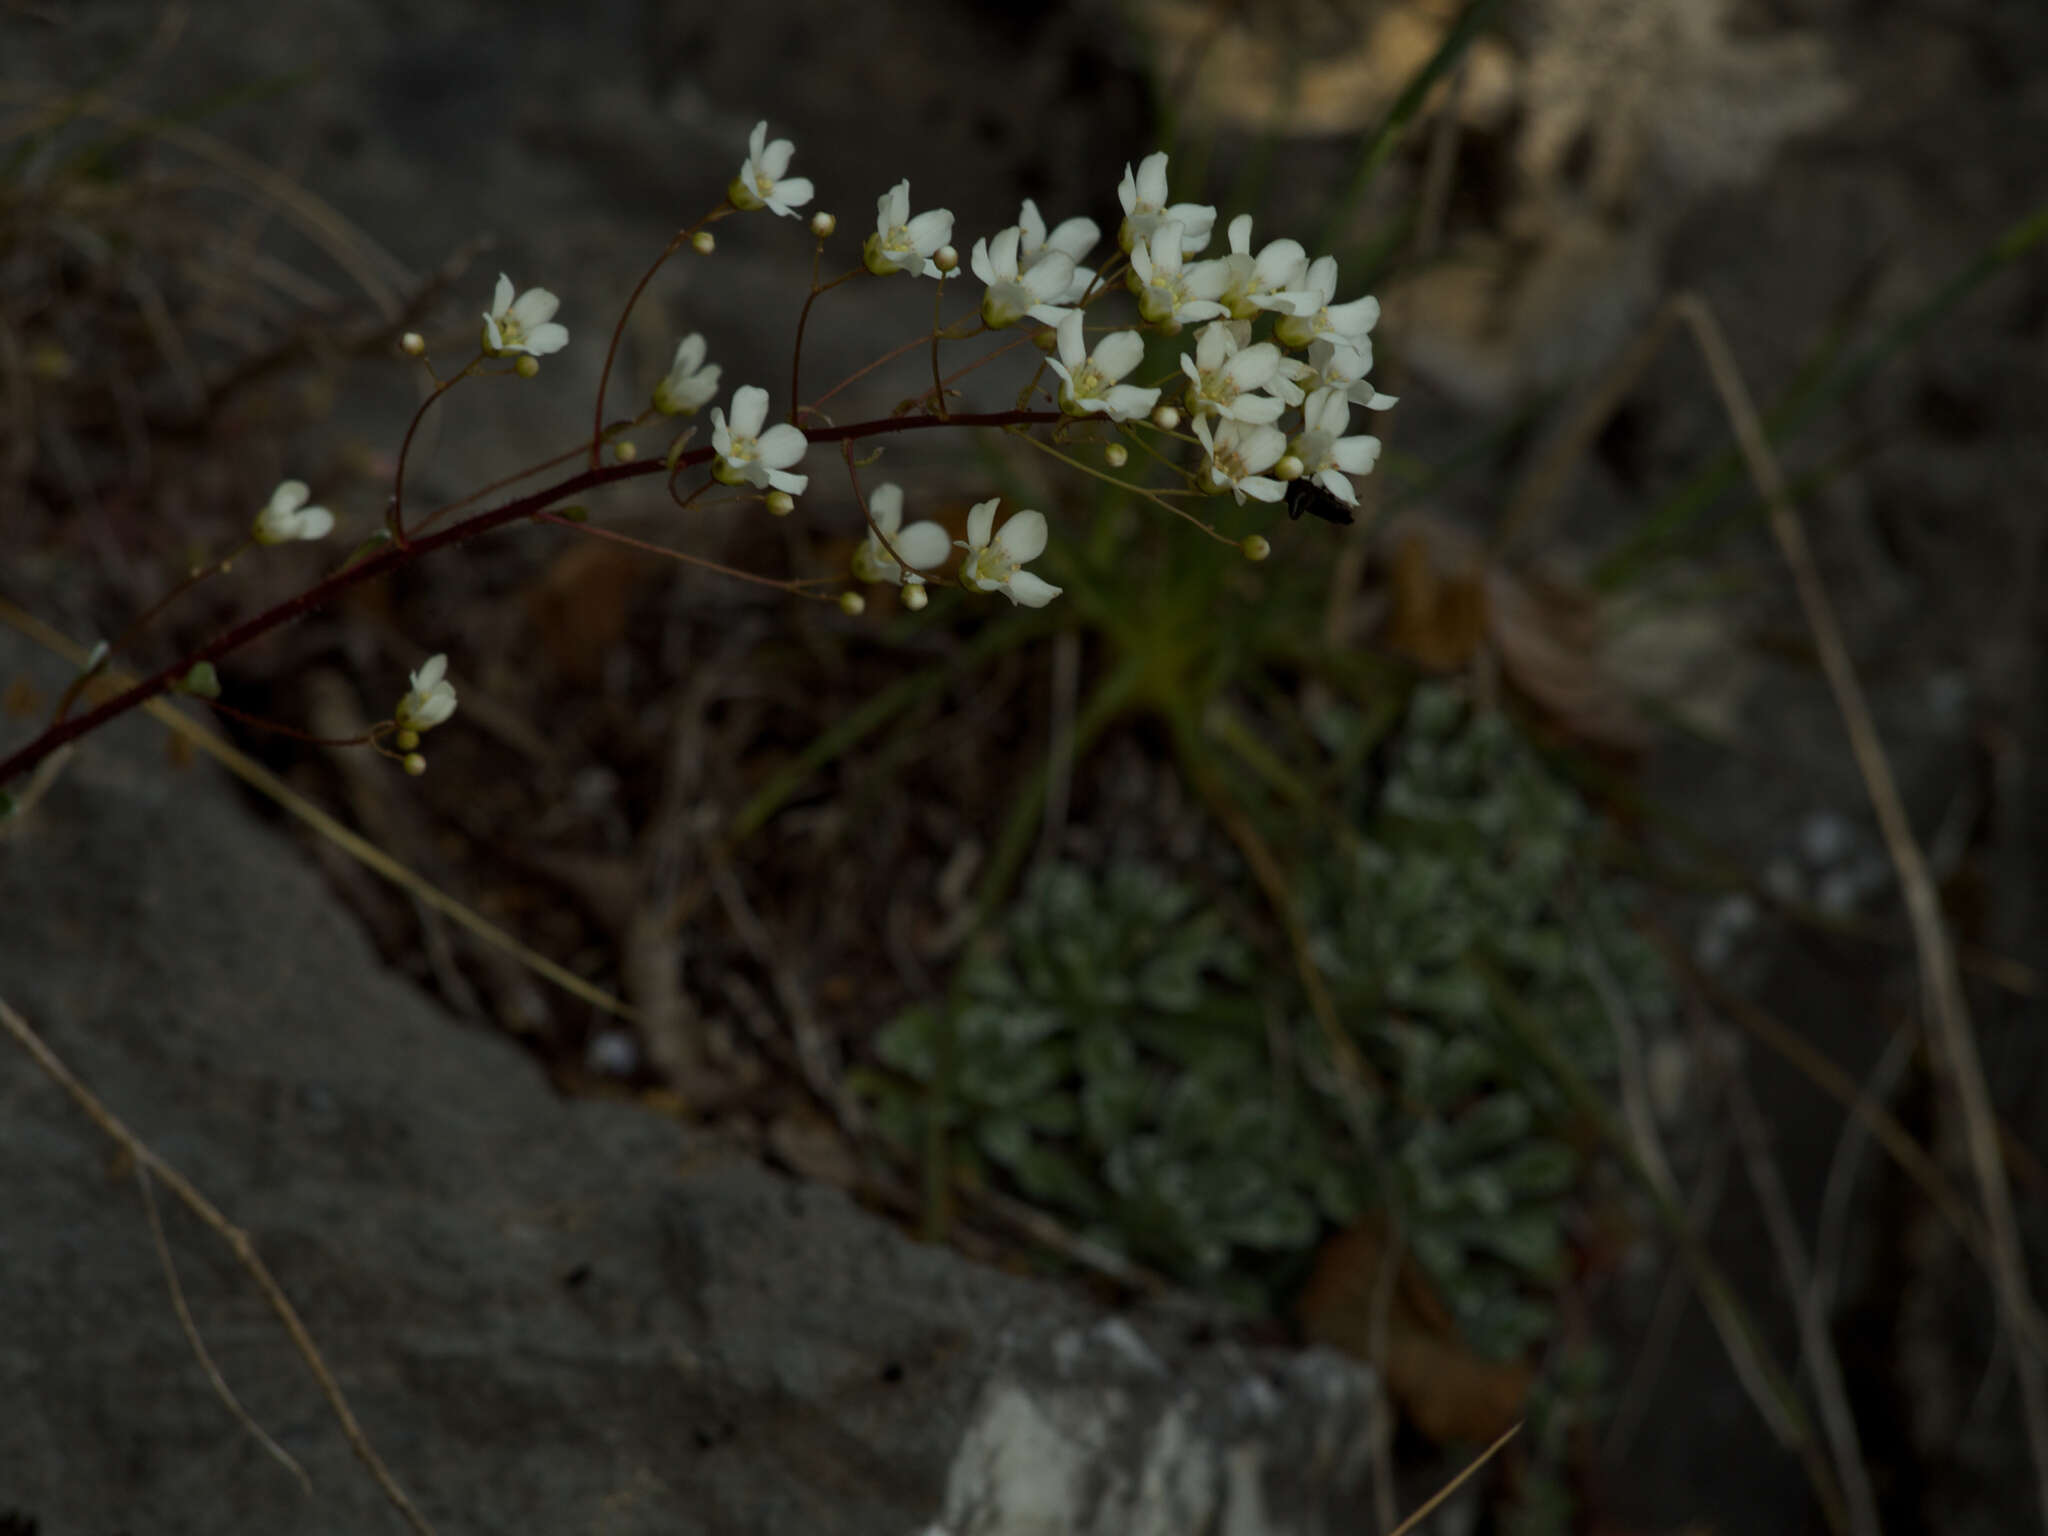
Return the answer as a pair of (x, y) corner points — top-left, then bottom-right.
(0, 630), (1382, 1534)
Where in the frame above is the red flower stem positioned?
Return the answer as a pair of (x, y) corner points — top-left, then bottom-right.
(0, 408), (1058, 787)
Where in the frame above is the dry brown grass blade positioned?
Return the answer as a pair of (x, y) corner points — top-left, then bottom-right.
(0, 995), (437, 1536)
(0, 599), (635, 1022)
(1676, 290), (2048, 1530)
(1386, 1419), (1523, 1536)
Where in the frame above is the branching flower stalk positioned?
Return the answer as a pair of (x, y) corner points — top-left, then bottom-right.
(1, 122), (1394, 798)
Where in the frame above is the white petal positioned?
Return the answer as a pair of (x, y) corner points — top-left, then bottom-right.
(481, 313), (505, 352)
(748, 121), (768, 161)
(868, 482), (903, 533)
(271, 480), (308, 513)
(1003, 570), (1062, 608)
(709, 408), (732, 456)
(893, 521), (952, 571)
(966, 497), (998, 548)
(297, 506), (335, 541)
(492, 273), (515, 317)
(1054, 310), (1086, 368)
(525, 322), (570, 356)
(755, 422), (809, 469)
(906, 209), (953, 251)
(996, 509), (1047, 563)
(414, 654), (448, 690)
(765, 467), (810, 495)
(1046, 216), (1098, 263)
(969, 237), (995, 285)
(1136, 151), (1169, 208)
(1332, 437), (1382, 475)
(1093, 330), (1145, 382)
(729, 386), (770, 437)
(510, 287), (560, 328)
(773, 176), (814, 209)
(989, 226), (1022, 278)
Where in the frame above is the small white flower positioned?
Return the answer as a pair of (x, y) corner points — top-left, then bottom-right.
(728, 120), (815, 218)
(709, 385), (810, 495)
(1211, 213), (1311, 321)
(970, 226), (1077, 329)
(1269, 255), (1380, 350)
(1116, 152), (1216, 255)
(1287, 387), (1384, 507)
(1127, 222), (1228, 328)
(481, 274), (569, 358)
(956, 498), (1061, 607)
(863, 180), (955, 278)
(1017, 198), (1101, 304)
(1192, 415), (1287, 505)
(396, 654), (457, 733)
(250, 480), (333, 545)
(851, 483), (952, 585)
(1046, 311), (1160, 423)
(653, 334), (721, 415)
(1179, 320), (1285, 425)
(1305, 337), (1398, 412)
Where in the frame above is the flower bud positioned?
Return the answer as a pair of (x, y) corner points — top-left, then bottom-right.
(1274, 454), (1305, 481)
(1150, 404), (1180, 432)
(838, 591), (866, 616)
(515, 355), (541, 380)
(403, 753), (427, 776)
(902, 580), (929, 612)
(691, 230), (716, 256)
(1241, 534), (1272, 563)
(810, 211), (837, 239)
(932, 244), (959, 274)
(1104, 443), (1128, 468)
(764, 490), (796, 517)
(613, 439), (638, 464)
(400, 331), (426, 357)
(395, 728), (420, 751)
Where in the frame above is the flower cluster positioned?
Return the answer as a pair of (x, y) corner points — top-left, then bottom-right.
(475, 127), (1397, 630)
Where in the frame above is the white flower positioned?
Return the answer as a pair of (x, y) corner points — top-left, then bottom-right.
(851, 483), (952, 585)
(1046, 311), (1159, 423)
(1211, 213), (1310, 321)
(709, 385), (810, 495)
(1192, 415), (1287, 505)
(863, 180), (954, 278)
(1287, 387), (1384, 507)
(956, 498), (1061, 607)
(396, 654), (457, 733)
(970, 226), (1077, 329)
(250, 480), (333, 545)
(1305, 337), (1398, 412)
(1269, 255), (1380, 350)
(728, 120), (815, 218)
(1127, 222), (1228, 328)
(1017, 198), (1100, 304)
(1116, 152), (1216, 255)
(1178, 320), (1285, 425)
(653, 333), (721, 415)
(481, 274), (569, 358)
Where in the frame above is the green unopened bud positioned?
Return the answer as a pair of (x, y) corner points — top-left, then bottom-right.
(838, 591), (866, 617)
(810, 211), (837, 239)
(1274, 454), (1305, 482)
(691, 230), (716, 255)
(901, 579), (929, 612)
(932, 244), (959, 275)
(613, 439), (638, 464)
(179, 661), (221, 699)
(1104, 443), (1128, 468)
(403, 753), (427, 777)
(395, 727), (421, 752)
(1150, 404), (1180, 432)
(400, 331), (426, 357)
(515, 355), (541, 380)
(1241, 534), (1272, 563)
(764, 490), (795, 517)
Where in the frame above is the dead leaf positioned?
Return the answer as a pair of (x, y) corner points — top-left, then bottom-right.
(1297, 1215), (1533, 1447)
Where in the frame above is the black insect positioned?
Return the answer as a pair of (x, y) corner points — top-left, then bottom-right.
(1283, 475), (1355, 526)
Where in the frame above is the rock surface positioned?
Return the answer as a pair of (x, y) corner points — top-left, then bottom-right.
(0, 626), (1383, 1536)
